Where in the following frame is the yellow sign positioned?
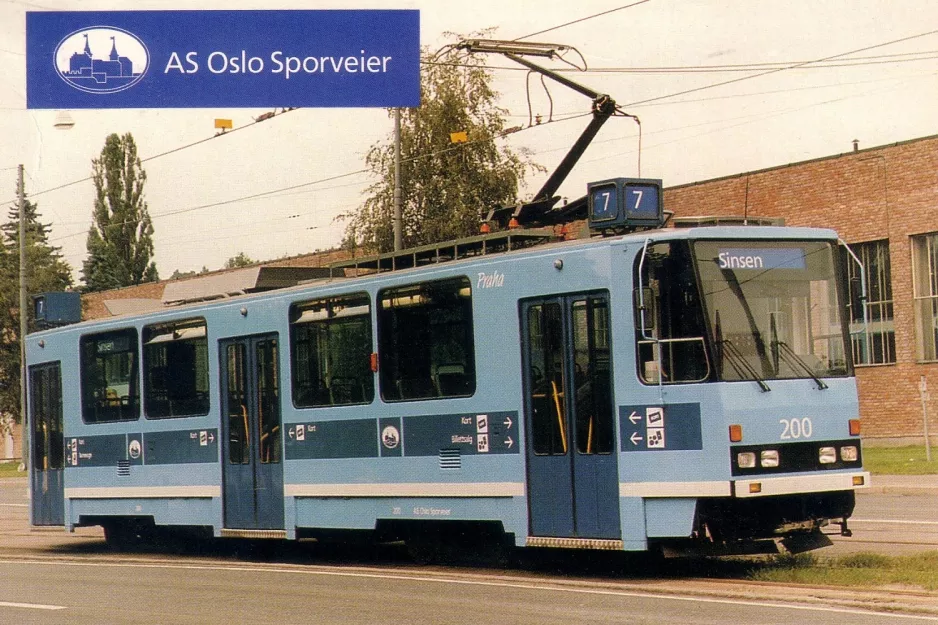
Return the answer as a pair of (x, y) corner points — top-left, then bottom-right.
(450, 131), (468, 144)
(214, 118), (233, 130)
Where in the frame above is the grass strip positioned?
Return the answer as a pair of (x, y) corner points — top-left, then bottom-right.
(0, 461), (25, 479)
(862, 445), (938, 475)
(748, 552), (938, 591)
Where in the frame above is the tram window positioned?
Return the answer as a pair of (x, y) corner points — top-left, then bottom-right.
(634, 242), (710, 385)
(30, 362), (64, 471)
(80, 328), (140, 423)
(527, 303), (567, 455)
(256, 338), (281, 464)
(290, 293), (374, 407)
(143, 318), (209, 418)
(572, 298), (613, 455)
(378, 277), (476, 401)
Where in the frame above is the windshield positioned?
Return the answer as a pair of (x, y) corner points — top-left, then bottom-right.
(693, 240), (850, 382)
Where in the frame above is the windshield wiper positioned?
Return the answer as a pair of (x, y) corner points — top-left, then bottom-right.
(717, 338), (770, 392)
(768, 314), (828, 390)
(771, 340), (829, 390)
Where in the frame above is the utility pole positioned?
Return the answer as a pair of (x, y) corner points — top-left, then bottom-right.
(17, 164), (27, 470)
(393, 108), (403, 252)
(921, 376), (932, 463)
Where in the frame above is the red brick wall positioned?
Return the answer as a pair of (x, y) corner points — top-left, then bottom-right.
(665, 135), (938, 440)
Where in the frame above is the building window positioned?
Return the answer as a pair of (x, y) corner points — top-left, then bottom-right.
(913, 232), (938, 362)
(290, 293), (374, 407)
(143, 318), (209, 418)
(80, 328), (140, 423)
(846, 240), (895, 365)
(378, 277), (475, 401)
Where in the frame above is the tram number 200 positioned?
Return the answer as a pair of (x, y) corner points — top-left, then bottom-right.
(779, 417), (813, 440)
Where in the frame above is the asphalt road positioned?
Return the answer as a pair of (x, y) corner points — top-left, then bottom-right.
(1, 477), (937, 624)
(828, 492), (938, 555)
(4, 553), (938, 625)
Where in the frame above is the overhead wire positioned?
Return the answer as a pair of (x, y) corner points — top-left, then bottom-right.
(46, 111), (591, 245)
(625, 27), (938, 107)
(513, 0), (653, 41)
(26, 6), (938, 264)
(2, 107), (303, 206)
(422, 50), (938, 74)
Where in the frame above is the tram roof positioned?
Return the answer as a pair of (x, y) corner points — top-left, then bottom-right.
(31, 223), (841, 335)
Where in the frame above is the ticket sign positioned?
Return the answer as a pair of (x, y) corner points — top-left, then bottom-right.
(26, 10), (420, 109)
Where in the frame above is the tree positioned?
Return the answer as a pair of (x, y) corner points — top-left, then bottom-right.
(224, 252), (256, 269)
(0, 197), (73, 422)
(344, 34), (542, 252)
(82, 132), (158, 291)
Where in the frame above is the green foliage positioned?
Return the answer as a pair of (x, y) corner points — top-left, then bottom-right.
(0, 461), (25, 478)
(345, 33), (542, 252)
(0, 197), (73, 422)
(862, 445), (937, 475)
(82, 132), (158, 291)
(224, 252), (256, 269)
(749, 551), (938, 591)
(836, 552), (891, 568)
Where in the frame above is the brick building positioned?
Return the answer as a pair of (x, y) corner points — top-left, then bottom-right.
(81, 134), (938, 444)
(664, 134), (938, 443)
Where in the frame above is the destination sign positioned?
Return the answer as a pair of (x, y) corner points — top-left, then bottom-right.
(716, 247), (807, 271)
(26, 10), (420, 109)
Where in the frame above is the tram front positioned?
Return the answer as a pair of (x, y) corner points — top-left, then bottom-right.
(633, 228), (867, 553)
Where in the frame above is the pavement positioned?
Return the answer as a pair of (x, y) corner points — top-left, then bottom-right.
(861, 473), (938, 496)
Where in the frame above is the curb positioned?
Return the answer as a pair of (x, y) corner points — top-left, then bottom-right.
(861, 484), (938, 496)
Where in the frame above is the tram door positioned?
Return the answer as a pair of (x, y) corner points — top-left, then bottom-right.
(521, 294), (620, 539)
(29, 362), (65, 526)
(220, 335), (284, 530)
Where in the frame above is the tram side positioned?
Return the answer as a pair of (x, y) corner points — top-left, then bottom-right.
(27, 226), (869, 555)
(27, 235), (619, 549)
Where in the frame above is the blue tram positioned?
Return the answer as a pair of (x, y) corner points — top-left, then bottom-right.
(26, 185), (868, 556)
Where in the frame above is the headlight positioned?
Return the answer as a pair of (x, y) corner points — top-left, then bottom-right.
(760, 449), (780, 468)
(737, 452), (756, 469)
(819, 446), (837, 464)
(840, 445), (859, 462)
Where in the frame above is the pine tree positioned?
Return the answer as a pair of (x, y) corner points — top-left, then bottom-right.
(0, 197), (73, 422)
(82, 132), (158, 291)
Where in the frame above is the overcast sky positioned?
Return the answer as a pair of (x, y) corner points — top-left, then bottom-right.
(2, 0), (937, 279)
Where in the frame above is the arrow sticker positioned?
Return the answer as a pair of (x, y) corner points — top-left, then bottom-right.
(504, 436), (514, 449)
(630, 431), (644, 446)
(628, 411), (642, 425)
(504, 416), (513, 429)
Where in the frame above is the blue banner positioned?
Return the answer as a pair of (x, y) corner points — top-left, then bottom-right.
(26, 10), (421, 109)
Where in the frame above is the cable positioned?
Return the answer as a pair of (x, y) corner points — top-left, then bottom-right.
(625, 28), (938, 107)
(514, 0), (653, 41)
(47, 111), (591, 244)
(2, 107), (301, 206)
(421, 50), (938, 74)
(48, 167), (371, 243)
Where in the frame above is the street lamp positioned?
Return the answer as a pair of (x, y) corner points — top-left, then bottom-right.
(53, 111), (75, 130)
(18, 164), (27, 470)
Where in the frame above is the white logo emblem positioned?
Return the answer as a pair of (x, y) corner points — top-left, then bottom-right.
(128, 439), (142, 459)
(54, 26), (150, 93)
(381, 425), (400, 449)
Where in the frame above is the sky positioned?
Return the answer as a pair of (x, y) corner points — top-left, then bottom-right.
(2, 0), (937, 280)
